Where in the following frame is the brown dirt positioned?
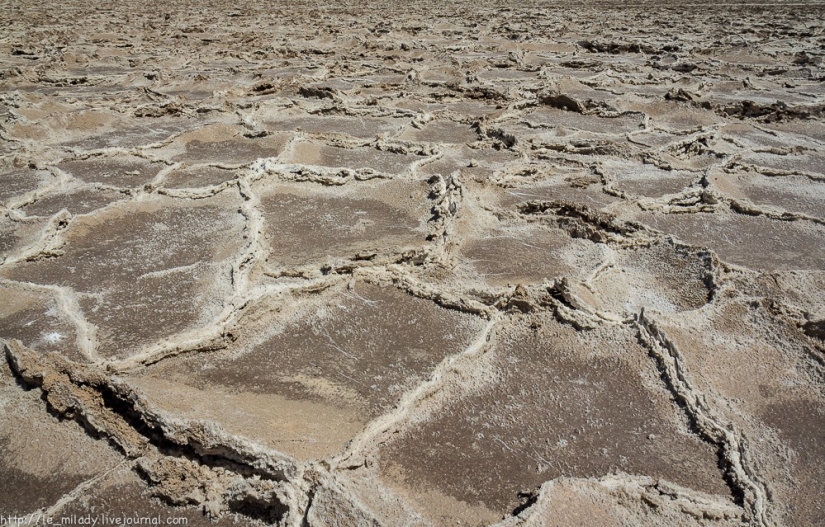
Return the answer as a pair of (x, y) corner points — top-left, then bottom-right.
(1, 2), (823, 525)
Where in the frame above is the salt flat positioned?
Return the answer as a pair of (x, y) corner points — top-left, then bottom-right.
(1, 1), (824, 526)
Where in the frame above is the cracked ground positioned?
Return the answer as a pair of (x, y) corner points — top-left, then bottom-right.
(1, 1), (824, 526)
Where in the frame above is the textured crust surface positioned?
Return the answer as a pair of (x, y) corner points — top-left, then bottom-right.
(1, 1), (824, 526)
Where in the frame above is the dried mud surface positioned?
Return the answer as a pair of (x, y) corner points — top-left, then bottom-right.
(1, 1), (824, 526)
